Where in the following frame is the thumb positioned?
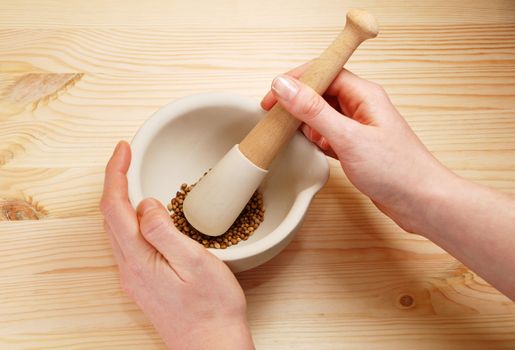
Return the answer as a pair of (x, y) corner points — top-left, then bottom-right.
(137, 198), (206, 271)
(271, 74), (358, 145)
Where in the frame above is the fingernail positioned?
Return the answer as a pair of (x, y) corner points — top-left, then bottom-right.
(301, 124), (311, 137)
(114, 141), (122, 153)
(272, 75), (299, 101)
(138, 198), (160, 217)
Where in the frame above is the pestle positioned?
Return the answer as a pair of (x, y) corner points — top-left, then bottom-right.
(183, 9), (379, 236)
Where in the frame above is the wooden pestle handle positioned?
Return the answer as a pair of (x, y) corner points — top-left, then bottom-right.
(239, 9), (379, 169)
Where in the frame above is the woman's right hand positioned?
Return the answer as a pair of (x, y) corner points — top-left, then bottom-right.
(262, 65), (515, 301)
(261, 66), (456, 233)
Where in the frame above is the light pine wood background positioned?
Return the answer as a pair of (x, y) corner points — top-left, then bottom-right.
(1, 1), (515, 349)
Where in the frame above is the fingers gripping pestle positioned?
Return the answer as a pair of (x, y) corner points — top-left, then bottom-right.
(183, 9), (379, 236)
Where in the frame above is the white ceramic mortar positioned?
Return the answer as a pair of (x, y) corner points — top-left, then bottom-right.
(127, 93), (329, 272)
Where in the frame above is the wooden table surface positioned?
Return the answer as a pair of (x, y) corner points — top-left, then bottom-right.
(1, 1), (515, 349)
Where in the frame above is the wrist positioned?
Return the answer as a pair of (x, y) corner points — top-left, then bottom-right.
(386, 165), (462, 237)
(164, 317), (254, 350)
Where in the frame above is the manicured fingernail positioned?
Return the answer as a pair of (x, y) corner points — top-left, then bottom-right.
(272, 75), (299, 101)
(139, 198), (160, 216)
(301, 124), (311, 137)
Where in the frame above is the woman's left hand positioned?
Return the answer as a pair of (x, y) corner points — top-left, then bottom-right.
(100, 141), (254, 350)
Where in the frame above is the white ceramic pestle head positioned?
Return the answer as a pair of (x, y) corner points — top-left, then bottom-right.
(183, 145), (267, 236)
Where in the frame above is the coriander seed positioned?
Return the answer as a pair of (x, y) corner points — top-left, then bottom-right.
(167, 176), (265, 249)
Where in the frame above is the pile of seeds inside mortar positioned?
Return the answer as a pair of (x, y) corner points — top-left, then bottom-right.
(167, 182), (265, 249)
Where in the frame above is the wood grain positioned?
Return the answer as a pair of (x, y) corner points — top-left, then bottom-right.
(1, 24), (514, 74)
(0, 0), (513, 27)
(1, 0), (514, 349)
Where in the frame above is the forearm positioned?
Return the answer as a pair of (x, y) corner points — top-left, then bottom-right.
(409, 174), (515, 300)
